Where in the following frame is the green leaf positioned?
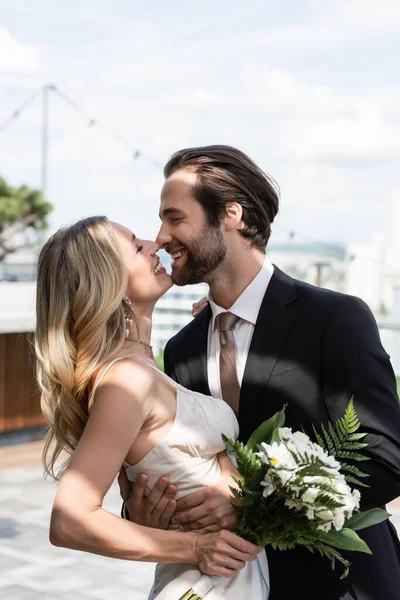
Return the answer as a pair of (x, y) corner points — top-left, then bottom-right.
(246, 406), (286, 451)
(321, 528), (372, 554)
(321, 423), (335, 455)
(311, 424), (325, 450)
(345, 508), (391, 531)
(344, 474), (370, 488)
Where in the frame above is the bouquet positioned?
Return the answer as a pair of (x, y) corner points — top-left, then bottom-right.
(178, 398), (390, 600)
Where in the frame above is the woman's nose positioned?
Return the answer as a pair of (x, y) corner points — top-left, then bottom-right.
(147, 240), (160, 255)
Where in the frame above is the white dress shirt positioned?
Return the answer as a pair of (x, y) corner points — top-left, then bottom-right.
(207, 256), (274, 399)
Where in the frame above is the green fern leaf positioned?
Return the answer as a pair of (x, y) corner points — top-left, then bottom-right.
(328, 421), (341, 452)
(315, 493), (346, 509)
(340, 463), (369, 479)
(347, 432), (368, 441)
(321, 423), (335, 455)
(336, 450), (369, 462)
(312, 424), (326, 450)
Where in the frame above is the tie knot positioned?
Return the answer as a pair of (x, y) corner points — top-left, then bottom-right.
(217, 312), (239, 332)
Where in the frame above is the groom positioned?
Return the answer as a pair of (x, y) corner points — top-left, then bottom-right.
(123, 145), (400, 599)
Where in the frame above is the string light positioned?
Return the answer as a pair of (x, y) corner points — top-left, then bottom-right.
(0, 84), (394, 268)
(0, 83), (163, 170)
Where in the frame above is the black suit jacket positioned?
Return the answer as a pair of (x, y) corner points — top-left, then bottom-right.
(164, 266), (400, 600)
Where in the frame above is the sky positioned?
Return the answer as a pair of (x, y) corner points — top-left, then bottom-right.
(1, 0), (400, 246)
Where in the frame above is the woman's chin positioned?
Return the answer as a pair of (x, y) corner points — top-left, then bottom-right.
(156, 274), (173, 296)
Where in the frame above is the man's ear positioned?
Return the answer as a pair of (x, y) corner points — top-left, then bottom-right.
(224, 203), (243, 232)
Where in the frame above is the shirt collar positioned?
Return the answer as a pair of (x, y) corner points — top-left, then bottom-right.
(209, 255), (274, 329)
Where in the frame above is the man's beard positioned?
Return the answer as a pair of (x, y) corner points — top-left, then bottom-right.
(171, 224), (227, 286)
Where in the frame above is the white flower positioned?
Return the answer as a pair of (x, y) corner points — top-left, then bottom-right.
(352, 488), (361, 507)
(278, 427), (293, 439)
(260, 473), (275, 497)
(301, 487), (320, 504)
(333, 509), (346, 531)
(258, 441), (296, 469)
(275, 468), (295, 486)
(290, 431), (314, 453)
(316, 509), (334, 521)
(305, 506), (316, 520)
(285, 499), (299, 509)
(317, 521), (333, 533)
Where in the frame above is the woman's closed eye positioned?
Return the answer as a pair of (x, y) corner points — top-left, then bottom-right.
(136, 244), (143, 253)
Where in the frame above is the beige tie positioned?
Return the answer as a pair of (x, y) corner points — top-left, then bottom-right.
(217, 312), (240, 415)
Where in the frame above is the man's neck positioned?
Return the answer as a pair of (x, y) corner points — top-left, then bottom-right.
(207, 248), (266, 309)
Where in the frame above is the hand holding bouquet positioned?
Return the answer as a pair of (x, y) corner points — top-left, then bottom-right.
(179, 398), (390, 599)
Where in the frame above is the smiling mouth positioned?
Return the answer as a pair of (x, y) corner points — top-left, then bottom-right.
(153, 260), (165, 275)
(171, 248), (186, 265)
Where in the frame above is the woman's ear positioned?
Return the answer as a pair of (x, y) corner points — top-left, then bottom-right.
(224, 203), (243, 232)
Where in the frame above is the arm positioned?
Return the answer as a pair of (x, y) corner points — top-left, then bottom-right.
(120, 337), (178, 525)
(163, 338), (176, 380)
(321, 295), (400, 507)
(51, 360), (259, 574)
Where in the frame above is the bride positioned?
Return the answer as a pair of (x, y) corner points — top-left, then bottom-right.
(35, 216), (269, 599)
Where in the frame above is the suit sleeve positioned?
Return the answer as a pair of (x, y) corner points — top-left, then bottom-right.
(321, 294), (400, 507)
(163, 338), (177, 381)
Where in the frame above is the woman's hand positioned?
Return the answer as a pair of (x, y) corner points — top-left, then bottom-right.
(194, 530), (262, 577)
(192, 297), (209, 318)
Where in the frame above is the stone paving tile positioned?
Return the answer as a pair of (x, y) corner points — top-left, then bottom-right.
(0, 465), (156, 599)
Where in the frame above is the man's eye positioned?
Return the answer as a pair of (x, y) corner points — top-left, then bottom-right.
(170, 218), (182, 223)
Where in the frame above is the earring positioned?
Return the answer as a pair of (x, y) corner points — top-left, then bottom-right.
(122, 296), (133, 338)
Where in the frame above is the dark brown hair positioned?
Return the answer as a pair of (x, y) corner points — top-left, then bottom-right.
(164, 145), (280, 251)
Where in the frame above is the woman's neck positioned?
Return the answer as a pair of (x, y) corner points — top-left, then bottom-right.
(123, 313), (154, 359)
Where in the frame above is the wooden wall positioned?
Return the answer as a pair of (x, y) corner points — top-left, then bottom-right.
(0, 332), (44, 433)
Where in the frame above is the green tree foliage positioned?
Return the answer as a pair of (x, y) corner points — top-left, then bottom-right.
(0, 176), (53, 262)
(155, 348), (164, 371)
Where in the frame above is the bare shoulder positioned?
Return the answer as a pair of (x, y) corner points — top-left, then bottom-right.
(94, 356), (157, 406)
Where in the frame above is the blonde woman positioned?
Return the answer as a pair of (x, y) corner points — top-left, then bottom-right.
(35, 216), (268, 599)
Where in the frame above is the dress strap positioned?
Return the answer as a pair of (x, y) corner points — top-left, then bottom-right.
(92, 356), (134, 397)
(136, 357), (178, 388)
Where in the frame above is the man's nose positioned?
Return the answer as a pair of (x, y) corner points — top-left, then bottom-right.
(156, 224), (172, 248)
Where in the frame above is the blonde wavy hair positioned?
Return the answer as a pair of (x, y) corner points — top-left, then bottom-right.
(35, 216), (134, 480)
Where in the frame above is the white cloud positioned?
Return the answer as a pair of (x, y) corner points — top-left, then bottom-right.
(0, 26), (39, 73)
(254, 0), (400, 49)
(0, 1), (399, 246)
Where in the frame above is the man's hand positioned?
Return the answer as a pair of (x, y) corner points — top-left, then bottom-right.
(118, 469), (177, 530)
(192, 297), (209, 318)
(172, 453), (239, 533)
(195, 530), (262, 578)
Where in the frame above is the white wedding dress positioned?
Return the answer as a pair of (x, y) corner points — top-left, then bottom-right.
(106, 357), (270, 599)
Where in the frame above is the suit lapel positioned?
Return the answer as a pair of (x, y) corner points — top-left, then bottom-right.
(239, 266), (298, 441)
(185, 304), (212, 396)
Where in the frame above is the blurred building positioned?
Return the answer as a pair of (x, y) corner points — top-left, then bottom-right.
(151, 253), (208, 351)
(268, 241), (347, 292)
(152, 282), (209, 352)
(0, 241), (41, 282)
(346, 187), (400, 319)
